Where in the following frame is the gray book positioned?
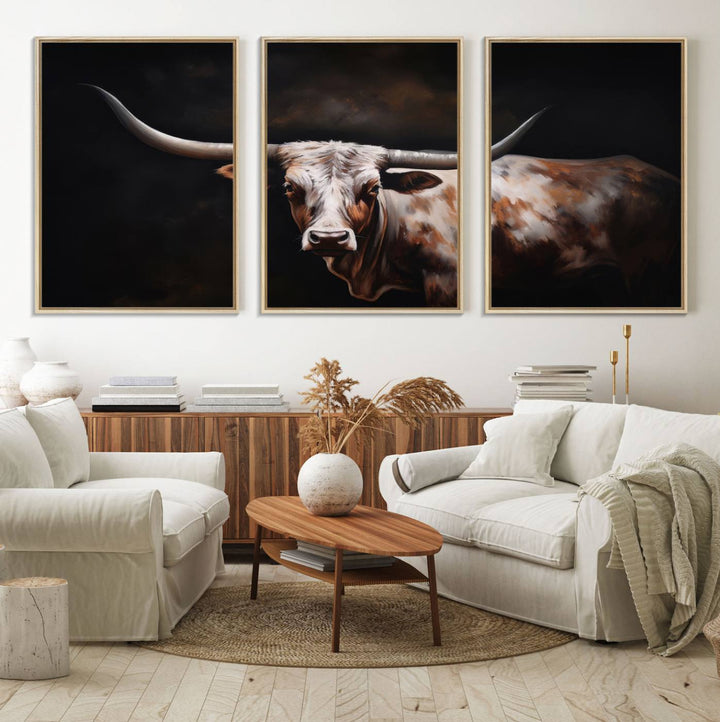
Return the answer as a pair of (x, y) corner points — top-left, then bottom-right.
(188, 403), (290, 413)
(109, 376), (177, 386)
(100, 385), (180, 395)
(195, 395), (284, 405)
(202, 384), (280, 396)
(93, 395), (184, 405)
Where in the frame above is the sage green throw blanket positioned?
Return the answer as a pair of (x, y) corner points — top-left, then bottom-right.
(580, 443), (720, 656)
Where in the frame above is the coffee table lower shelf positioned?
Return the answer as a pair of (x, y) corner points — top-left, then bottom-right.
(263, 539), (429, 586)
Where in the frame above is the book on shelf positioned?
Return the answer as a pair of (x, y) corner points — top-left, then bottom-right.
(188, 403), (290, 413)
(509, 375), (591, 385)
(92, 404), (186, 412)
(99, 384), (180, 396)
(194, 394), (285, 406)
(514, 365), (596, 374)
(92, 396), (185, 405)
(295, 540), (391, 562)
(202, 384), (279, 396)
(108, 376), (177, 386)
(279, 548), (395, 572)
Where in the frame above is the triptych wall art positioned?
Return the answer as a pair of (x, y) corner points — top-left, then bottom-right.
(35, 36), (686, 315)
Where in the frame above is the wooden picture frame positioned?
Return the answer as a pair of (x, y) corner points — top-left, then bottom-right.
(262, 38), (462, 313)
(485, 38), (686, 314)
(36, 37), (238, 313)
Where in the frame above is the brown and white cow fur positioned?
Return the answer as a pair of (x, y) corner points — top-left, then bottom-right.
(273, 142), (458, 306)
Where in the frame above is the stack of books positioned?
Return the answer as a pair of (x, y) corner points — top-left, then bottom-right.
(189, 384), (289, 413)
(92, 376), (185, 412)
(510, 365), (596, 403)
(280, 541), (395, 572)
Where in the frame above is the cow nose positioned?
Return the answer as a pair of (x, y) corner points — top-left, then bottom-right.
(309, 230), (350, 245)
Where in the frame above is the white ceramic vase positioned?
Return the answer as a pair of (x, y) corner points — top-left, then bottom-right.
(20, 362), (83, 406)
(0, 337), (37, 407)
(297, 453), (363, 516)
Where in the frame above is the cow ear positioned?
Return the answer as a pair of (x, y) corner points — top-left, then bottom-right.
(216, 164), (234, 180)
(381, 170), (443, 193)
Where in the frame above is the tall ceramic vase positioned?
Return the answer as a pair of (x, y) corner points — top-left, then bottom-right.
(0, 337), (37, 407)
(20, 362), (83, 406)
(297, 453), (363, 516)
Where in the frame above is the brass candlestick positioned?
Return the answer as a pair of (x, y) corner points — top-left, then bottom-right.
(610, 350), (619, 404)
(623, 324), (632, 404)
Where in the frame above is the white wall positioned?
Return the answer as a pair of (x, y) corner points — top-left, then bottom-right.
(1, 0), (718, 412)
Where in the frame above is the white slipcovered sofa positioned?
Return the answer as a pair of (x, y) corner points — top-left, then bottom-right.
(380, 400), (720, 641)
(0, 398), (229, 641)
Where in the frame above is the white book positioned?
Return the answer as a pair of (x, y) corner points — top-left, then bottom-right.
(196, 394), (284, 405)
(100, 385), (180, 395)
(92, 395), (184, 405)
(188, 404), (290, 413)
(202, 384), (280, 396)
(109, 376), (177, 386)
(515, 365), (596, 373)
(296, 540), (390, 561)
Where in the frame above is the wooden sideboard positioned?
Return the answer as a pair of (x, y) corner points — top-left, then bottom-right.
(81, 408), (510, 544)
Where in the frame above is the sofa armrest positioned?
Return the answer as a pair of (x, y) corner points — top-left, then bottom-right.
(379, 444), (483, 506)
(574, 493), (643, 640)
(89, 452), (225, 490)
(0, 488), (163, 553)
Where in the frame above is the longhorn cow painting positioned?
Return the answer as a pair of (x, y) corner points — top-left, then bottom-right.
(486, 39), (686, 313)
(37, 39), (237, 312)
(263, 39), (461, 312)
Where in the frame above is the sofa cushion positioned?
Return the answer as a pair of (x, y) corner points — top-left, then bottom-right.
(460, 407), (572, 486)
(613, 404), (720, 468)
(25, 398), (90, 489)
(74, 477), (229, 535)
(392, 476), (577, 552)
(394, 445), (483, 493)
(162, 500), (207, 567)
(471, 494), (578, 569)
(0, 408), (54, 489)
(514, 400), (627, 485)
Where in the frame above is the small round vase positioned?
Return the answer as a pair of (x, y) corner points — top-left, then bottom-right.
(297, 453), (363, 516)
(0, 337), (37, 407)
(20, 362), (83, 406)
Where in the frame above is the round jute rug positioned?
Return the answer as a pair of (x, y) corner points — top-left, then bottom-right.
(138, 583), (575, 668)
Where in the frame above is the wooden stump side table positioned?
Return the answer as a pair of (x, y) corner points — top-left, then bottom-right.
(0, 577), (70, 680)
(246, 496), (443, 653)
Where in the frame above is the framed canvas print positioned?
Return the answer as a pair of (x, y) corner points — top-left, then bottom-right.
(262, 38), (462, 313)
(36, 38), (237, 312)
(485, 38), (686, 314)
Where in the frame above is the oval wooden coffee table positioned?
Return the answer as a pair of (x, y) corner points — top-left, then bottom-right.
(246, 496), (443, 653)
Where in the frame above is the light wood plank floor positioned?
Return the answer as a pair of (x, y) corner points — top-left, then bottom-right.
(1, 561), (719, 721)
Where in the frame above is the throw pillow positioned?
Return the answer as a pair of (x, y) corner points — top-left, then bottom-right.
(0, 408), (54, 488)
(25, 398), (90, 489)
(459, 406), (573, 487)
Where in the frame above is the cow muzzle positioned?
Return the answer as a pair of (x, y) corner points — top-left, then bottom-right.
(302, 229), (357, 255)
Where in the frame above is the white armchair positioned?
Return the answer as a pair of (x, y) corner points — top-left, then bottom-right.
(0, 400), (229, 641)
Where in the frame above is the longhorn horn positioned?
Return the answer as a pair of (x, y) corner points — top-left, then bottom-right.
(491, 107), (548, 160)
(85, 85), (234, 161)
(384, 149), (457, 169)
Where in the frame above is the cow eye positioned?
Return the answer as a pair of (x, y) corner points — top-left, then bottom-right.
(366, 184), (380, 197)
(283, 181), (296, 195)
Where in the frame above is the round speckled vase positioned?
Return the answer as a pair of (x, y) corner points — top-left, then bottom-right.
(20, 362), (82, 406)
(297, 453), (363, 516)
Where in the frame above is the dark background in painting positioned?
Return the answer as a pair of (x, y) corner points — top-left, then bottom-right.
(265, 42), (458, 309)
(490, 42), (683, 309)
(41, 42), (234, 309)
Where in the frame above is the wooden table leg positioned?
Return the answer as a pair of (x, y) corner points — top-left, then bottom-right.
(250, 523), (263, 600)
(331, 549), (344, 653)
(427, 554), (441, 646)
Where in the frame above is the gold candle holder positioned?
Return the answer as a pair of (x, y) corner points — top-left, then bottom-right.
(610, 350), (619, 404)
(623, 324), (632, 404)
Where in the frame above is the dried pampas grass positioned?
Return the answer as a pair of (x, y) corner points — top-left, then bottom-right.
(299, 358), (463, 454)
